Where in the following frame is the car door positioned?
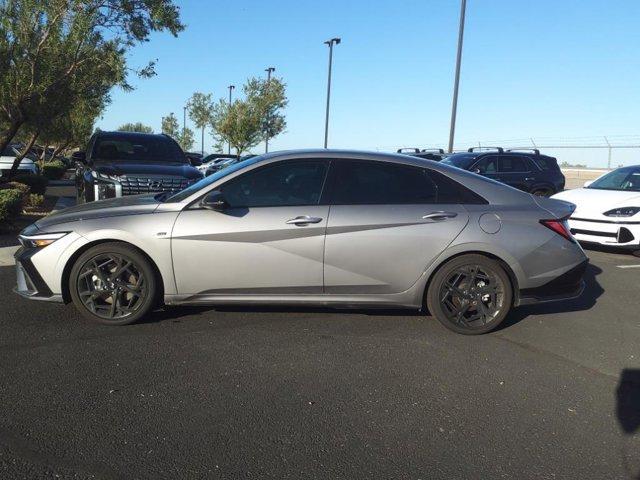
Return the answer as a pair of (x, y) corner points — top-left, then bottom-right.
(496, 155), (533, 191)
(171, 159), (330, 295)
(322, 160), (470, 294)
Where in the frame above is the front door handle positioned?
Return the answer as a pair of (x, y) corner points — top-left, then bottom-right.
(286, 215), (323, 225)
(525, 177), (535, 181)
(422, 211), (458, 221)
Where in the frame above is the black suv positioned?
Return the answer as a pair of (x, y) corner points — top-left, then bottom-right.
(441, 147), (565, 196)
(74, 131), (203, 203)
(397, 148), (446, 161)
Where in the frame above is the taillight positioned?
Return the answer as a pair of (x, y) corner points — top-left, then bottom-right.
(540, 218), (574, 242)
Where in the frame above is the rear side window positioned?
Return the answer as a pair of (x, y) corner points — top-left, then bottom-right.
(498, 155), (529, 173)
(327, 160), (487, 205)
(531, 155), (559, 171)
(329, 160), (437, 205)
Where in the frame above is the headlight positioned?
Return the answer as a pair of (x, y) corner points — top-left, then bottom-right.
(91, 171), (120, 182)
(19, 232), (69, 249)
(603, 207), (640, 217)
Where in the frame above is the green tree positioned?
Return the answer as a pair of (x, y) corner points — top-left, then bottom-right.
(161, 113), (180, 137)
(0, 0), (184, 174)
(245, 77), (288, 149)
(177, 128), (195, 152)
(117, 122), (154, 133)
(187, 92), (214, 155)
(162, 112), (193, 151)
(210, 77), (287, 156)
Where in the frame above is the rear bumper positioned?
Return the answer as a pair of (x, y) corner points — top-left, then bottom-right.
(517, 259), (588, 305)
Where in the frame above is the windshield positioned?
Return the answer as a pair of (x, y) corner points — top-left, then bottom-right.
(441, 153), (478, 170)
(93, 136), (187, 164)
(587, 167), (640, 192)
(164, 156), (259, 202)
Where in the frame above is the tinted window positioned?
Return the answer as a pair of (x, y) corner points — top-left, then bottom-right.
(92, 135), (186, 163)
(330, 161), (437, 204)
(498, 155), (529, 173)
(220, 160), (328, 207)
(441, 153), (478, 170)
(473, 156), (498, 174)
(428, 169), (487, 204)
(532, 155), (558, 171)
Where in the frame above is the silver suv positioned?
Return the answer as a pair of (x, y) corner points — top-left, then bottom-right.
(14, 150), (587, 334)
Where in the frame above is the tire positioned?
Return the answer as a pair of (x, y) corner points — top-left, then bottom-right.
(69, 242), (159, 325)
(531, 188), (552, 197)
(426, 254), (513, 335)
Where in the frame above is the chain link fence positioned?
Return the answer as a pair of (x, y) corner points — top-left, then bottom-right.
(378, 135), (640, 170)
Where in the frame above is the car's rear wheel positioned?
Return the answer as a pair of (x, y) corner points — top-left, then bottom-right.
(69, 242), (158, 325)
(531, 187), (553, 197)
(426, 254), (513, 335)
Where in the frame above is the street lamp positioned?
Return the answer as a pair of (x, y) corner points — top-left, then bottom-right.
(323, 37), (340, 149)
(227, 85), (235, 155)
(447, 0), (467, 153)
(264, 67), (275, 153)
(182, 105), (187, 142)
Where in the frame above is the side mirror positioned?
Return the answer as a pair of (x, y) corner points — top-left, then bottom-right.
(72, 151), (86, 164)
(201, 190), (228, 211)
(583, 180), (593, 188)
(473, 168), (481, 174)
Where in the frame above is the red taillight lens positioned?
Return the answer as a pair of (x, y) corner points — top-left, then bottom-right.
(540, 218), (574, 242)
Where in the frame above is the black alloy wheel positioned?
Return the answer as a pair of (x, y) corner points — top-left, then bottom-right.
(427, 254), (513, 335)
(69, 242), (158, 325)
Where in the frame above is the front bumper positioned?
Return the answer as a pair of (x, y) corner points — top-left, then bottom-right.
(568, 217), (640, 248)
(14, 247), (64, 303)
(518, 259), (588, 305)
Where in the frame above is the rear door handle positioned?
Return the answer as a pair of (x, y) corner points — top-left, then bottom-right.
(422, 211), (458, 221)
(525, 177), (535, 181)
(286, 215), (323, 225)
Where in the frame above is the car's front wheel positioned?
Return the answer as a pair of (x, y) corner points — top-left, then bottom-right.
(426, 254), (513, 335)
(69, 242), (158, 325)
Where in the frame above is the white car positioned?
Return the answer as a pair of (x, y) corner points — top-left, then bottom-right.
(551, 165), (640, 253)
(0, 144), (39, 177)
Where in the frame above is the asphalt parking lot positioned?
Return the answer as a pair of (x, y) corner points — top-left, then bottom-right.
(1, 246), (639, 479)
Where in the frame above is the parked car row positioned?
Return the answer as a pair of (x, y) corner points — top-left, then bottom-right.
(0, 144), (40, 177)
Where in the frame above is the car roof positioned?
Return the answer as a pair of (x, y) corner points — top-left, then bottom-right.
(96, 131), (170, 141)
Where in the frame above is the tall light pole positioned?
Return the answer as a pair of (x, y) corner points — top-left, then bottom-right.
(264, 67), (275, 153)
(323, 37), (340, 149)
(447, 0), (467, 153)
(227, 85), (235, 155)
(182, 105), (187, 147)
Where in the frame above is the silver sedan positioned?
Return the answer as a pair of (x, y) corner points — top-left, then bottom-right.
(14, 150), (587, 334)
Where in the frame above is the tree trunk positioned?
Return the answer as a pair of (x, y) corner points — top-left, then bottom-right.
(8, 131), (39, 178)
(201, 126), (204, 155)
(0, 121), (23, 171)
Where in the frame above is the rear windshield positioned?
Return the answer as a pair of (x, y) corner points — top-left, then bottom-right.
(441, 153), (478, 170)
(93, 136), (187, 163)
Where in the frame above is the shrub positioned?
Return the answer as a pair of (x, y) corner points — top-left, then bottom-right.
(41, 160), (67, 180)
(25, 193), (44, 209)
(0, 181), (30, 196)
(0, 189), (24, 223)
(11, 173), (48, 195)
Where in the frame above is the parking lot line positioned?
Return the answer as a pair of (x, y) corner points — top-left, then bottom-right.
(616, 264), (640, 269)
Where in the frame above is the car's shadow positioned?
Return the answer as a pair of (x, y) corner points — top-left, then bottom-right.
(497, 263), (604, 330)
(582, 243), (639, 258)
(616, 369), (640, 479)
(142, 263), (603, 330)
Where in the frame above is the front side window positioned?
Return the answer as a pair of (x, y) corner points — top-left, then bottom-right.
(329, 160), (437, 205)
(219, 160), (329, 207)
(498, 156), (529, 173)
(473, 156), (498, 174)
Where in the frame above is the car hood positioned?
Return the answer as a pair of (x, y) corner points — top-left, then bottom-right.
(93, 161), (202, 180)
(552, 188), (640, 220)
(35, 193), (161, 230)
